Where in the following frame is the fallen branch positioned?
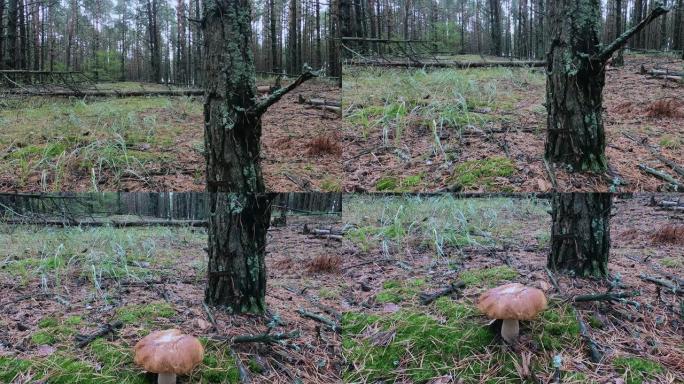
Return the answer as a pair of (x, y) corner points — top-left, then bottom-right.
(543, 158), (559, 190)
(230, 350), (252, 384)
(637, 164), (683, 190)
(296, 309), (339, 332)
(74, 321), (124, 348)
(640, 275), (682, 296)
(232, 331), (300, 344)
(545, 268), (562, 294)
(250, 69), (318, 117)
(573, 308), (603, 363)
(419, 281), (466, 305)
(573, 290), (639, 303)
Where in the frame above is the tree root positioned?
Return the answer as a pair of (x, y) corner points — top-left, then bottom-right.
(419, 281), (466, 305)
(74, 321), (124, 348)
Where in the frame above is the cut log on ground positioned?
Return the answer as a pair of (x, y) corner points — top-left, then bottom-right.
(297, 95), (341, 114)
(346, 60), (546, 69)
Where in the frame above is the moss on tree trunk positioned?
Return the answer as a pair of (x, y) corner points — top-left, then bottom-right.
(205, 194), (273, 314)
(202, 0), (264, 193)
(548, 193), (611, 277)
(545, 0), (608, 172)
(545, 0), (669, 173)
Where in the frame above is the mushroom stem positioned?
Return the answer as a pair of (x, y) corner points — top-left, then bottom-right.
(158, 373), (177, 384)
(501, 319), (519, 343)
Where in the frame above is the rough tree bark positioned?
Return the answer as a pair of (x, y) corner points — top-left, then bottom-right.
(204, 194), (273, 313)
(202, 0), (315, 313)
(545, 0), (669, 172)
(548, 193), (612, 277)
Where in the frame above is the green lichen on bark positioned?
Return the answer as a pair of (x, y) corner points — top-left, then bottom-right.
(548, 193), (611, 277)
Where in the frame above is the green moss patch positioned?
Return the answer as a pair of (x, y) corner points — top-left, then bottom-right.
(450, 157), (516, 190)
(115, 302), (175, 324)
(460, 265), (518, 286)
(376, 279), (425, 304)
(613, 356), (665, 384)
(342, 308), (494, 382)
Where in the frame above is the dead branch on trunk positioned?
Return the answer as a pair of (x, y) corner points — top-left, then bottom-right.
(593, 5), (670, 64)
(250, 69), (318, 117)
(419, 281), (466, 305)
(74, 321), (124, 348)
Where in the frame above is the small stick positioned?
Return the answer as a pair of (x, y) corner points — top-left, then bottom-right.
(230, 350), (252, 384)
(419, 281), (466, 305)
(296, 309), (339, 332)
(573, 308), (603, 363)
(231, 331), (300, 344)
(545, 268), (562, 294)
(543, 157), (558, 190)
(202, 302), (218, 330)
(573, 290), (639, 303)
(74, 320), (124, 348)
(640, 275), (682, 296)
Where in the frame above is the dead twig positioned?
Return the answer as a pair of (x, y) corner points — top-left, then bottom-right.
(418, 281), (466, 305)
(296, 309), (339, 332)
(74, 321), (124, 348)
(573, 308), (603, 363)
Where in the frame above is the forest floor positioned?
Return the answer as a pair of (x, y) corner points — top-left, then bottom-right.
(342, 53), (684, 192)
(0, 214), (347, 383)
(1, 195), (682, 383)
(340, 193), (683, 383)
(0, 79), (341, 192)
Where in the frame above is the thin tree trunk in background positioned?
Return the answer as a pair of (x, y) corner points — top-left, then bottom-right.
(315, 0), (321, 67)
(65, 0), (76, 70)
(270, 0), (278, 72)
(6, 0), (18, 69)
(205, 194), (272, 313)
(32, 0), (40, 70)
(614, 0), (624, 66)
(18, 0), (27, 68)
(288, 0), (298, 74)
(489, 0), (501, 55)
(536, 0), (544, 59)
(548, 193), (611, 277)
(674, 0), (683, 53)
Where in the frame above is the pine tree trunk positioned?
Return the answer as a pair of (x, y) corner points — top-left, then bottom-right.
(205, 194), (272, 313)
(613, 0), (624, 66)
(548, 193), (611, 277)
(489, 0), (501, 56)
(545, 0), (608, 172)
(202, 0), (265, 193)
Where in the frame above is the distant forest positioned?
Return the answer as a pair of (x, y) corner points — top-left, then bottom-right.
(340, 0), (684, 59)
(0, 0), (338, 84)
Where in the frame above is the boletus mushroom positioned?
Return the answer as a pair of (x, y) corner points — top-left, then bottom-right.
(477, 283), (547, 343)
(134, 329), (204, 384)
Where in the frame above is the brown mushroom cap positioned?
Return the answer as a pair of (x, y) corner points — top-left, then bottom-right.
(477, 283), (547, 320)
(134, 329), (204, 375)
